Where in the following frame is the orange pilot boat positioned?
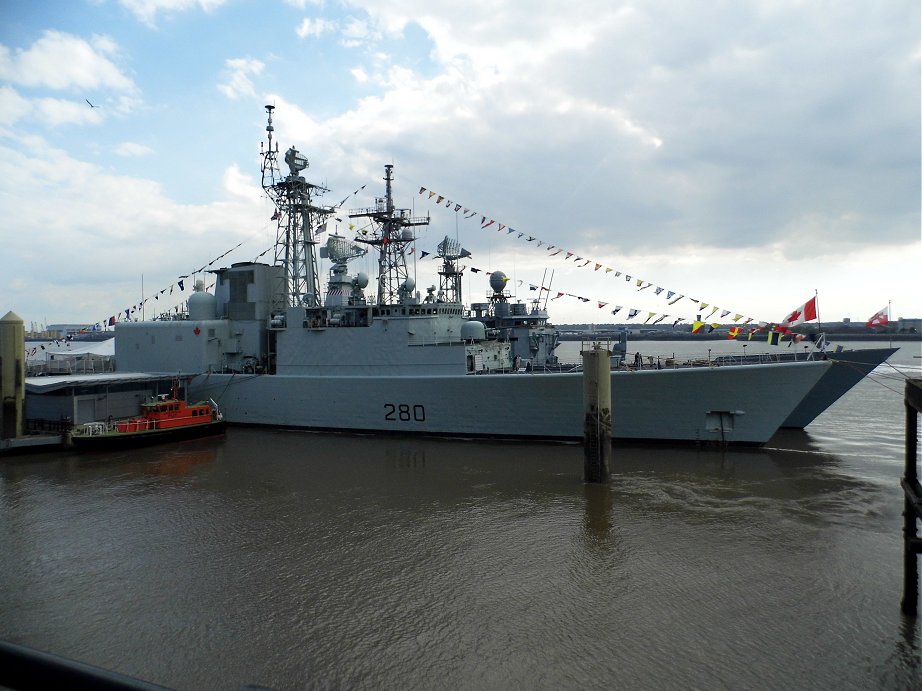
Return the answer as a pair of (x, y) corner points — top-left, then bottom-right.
(71, 384), (225, 451)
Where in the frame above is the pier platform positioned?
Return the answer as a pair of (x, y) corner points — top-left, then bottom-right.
(0, 434), (65, 456)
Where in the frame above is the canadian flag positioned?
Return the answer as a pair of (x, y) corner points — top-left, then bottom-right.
(780, 296), (818, 328)
(866, 306), (889, 328)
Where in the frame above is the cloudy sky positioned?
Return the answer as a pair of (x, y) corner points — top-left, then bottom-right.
(1, 0), (919, 331)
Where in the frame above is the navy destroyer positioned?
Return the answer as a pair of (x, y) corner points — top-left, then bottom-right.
(115, 106), (833, 445)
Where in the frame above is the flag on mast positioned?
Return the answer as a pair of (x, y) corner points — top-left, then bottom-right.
(779, 296), (818, 328)
(866, 306), (889, 328)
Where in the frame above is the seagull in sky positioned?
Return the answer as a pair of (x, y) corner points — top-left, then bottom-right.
(85, 99), (99, 108)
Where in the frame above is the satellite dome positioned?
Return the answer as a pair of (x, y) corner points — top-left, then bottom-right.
(401, 277), (416, 292)
(461, 321), (487, 341)
(188, 281), (217, 320)
(489, 271), (508, 294)
(353, 272), (369, 289)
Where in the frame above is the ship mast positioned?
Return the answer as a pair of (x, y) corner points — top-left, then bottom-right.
(260, 105), (331, 310)
(350, 165), (429, 306)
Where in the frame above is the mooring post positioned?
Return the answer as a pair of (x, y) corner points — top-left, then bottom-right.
(0, 311), (26, 441)
(582, 342), (612, 483)
(901, 378), (922, 616)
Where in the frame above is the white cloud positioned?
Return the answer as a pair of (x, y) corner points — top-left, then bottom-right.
(258, 1), (916, 321)
(2, 1), (918, 325)
(283, 0), (324, 9)
(0, 86), (30, 126)
(116, 142), (155, 157)
(340, 17), (380, 48)
(0, 88), (111, 128)
(118, 0), (229, 27)
(0, 31), (135, 92)
(296, 17), (337, 39)
(112, 92), (145, 115)
(217, 57), (265, 99)
(36, 96), (105, 126)
(222, 163), (262, 199)
(0, 134), (266, 325)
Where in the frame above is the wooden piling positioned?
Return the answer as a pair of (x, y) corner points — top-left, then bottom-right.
(582, 343), (612, 483)
(900, 377), (922, 616)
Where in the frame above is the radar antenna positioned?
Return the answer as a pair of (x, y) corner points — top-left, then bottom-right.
(260, 105), (333, 311)
(324, 235), (367, 264)
(436, 235), (471, 304)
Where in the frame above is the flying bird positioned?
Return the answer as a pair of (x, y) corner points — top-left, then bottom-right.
(85, 99), (99, 108)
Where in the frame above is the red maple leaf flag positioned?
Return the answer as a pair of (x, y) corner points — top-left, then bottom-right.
(780, 296), (818, 328)
(866, 306), (889, 328)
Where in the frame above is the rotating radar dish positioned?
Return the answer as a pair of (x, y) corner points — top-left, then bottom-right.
(326, 235), (367, 263)
(284, 147), (309, 176)
(437, 235), (471, 260)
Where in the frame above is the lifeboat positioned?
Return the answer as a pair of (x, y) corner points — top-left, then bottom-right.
(71, 383), (225, 451)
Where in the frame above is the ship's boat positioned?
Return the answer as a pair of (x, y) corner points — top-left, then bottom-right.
(114, 106), (838, 446)
(70, 383), (224, 451)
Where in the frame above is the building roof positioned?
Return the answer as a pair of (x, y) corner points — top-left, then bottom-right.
(25, 338), (115, 362)
(25, 372), (181, 394)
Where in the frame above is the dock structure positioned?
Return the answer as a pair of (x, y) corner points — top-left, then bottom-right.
(901, 377), (922, 616)
(582, 342), (612, 483)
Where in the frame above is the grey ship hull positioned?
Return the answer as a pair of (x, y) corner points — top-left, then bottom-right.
(187, 359), (831, 445)
(780, 347), (898, 428)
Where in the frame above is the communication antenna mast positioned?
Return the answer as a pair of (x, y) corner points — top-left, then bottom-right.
(350, 164), (429, 305)
(260, 104), (332, 310)
(541, 269), (555, 311)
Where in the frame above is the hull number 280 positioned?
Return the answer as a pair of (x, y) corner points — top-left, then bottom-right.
(384, 404), (426, 422)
